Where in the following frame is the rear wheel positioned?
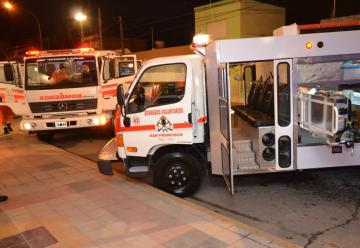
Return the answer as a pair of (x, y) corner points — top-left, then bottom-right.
(36, 133), (54, 143)
(153, 152), (202, 197)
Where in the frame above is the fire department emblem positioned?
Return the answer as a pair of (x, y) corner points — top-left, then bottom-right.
(156, 115), (173, 132)
(132, 116), (140, 125)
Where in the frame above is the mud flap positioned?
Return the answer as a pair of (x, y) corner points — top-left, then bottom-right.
(97, 138), (118, 175)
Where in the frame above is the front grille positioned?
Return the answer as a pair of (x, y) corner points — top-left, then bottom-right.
(29, 99), (97, 113)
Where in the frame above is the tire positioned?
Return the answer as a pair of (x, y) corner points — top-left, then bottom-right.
(153, 152), (202, 197)
(36, 133), (54, 143)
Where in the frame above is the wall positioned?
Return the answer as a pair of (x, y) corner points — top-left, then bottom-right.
(194, 0), (285, 105)
(194, 0), (285, 39)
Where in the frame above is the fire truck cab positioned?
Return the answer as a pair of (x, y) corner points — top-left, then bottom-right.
(100, 24), (360, 197)
(0, 61), (29, 117)
(20, 48), (138, 141)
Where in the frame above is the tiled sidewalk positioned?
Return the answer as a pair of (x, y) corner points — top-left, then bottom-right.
(0, 134), (298, 248)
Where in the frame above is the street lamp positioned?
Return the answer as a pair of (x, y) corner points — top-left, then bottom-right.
(74, 12), (87, 44)
(2, 1), (43, 49)
(3, 1), (13, 10)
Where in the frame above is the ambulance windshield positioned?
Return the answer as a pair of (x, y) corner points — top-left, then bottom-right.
(25, 56), (98, 90)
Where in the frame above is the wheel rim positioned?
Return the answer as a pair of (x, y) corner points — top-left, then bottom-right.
(164, 162), (192, 194)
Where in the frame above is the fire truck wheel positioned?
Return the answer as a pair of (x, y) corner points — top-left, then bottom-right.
(36, 133), (54, 143)
(154, 152), (202, 197)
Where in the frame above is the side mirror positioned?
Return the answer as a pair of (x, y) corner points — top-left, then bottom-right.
(4, 64), (14, 82)
(109, 59), (115, 78)
(116, 84), (126, 106)
(123, 116), (131, 127)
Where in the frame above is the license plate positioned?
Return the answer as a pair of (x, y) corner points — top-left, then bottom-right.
(55, 121), (68, 128)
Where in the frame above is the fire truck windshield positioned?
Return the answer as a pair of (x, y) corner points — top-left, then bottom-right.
(25, 56), (98, 90)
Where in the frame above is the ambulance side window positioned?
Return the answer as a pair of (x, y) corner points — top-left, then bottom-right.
(104, 57), (135, 81)
(0, 64), (15, 84)
(103, 59), (115, 81)
(127, 63), (186, 114)
(117, 58), (135, 78)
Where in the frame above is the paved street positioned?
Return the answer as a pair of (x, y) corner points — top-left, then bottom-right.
(51, 127), (360, 248)
(0, 133), (294, 248)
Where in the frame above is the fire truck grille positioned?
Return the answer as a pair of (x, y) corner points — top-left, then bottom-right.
(29, 99), (98, 113)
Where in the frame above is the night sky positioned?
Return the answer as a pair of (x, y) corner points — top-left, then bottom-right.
(0, 0), (359, 53)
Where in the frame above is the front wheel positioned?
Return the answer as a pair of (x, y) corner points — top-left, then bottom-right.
(153, 152), (202, 197)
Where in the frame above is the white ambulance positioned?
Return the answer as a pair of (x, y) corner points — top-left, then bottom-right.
(99, 23), (360, 197)
(19, 48), (138, 141)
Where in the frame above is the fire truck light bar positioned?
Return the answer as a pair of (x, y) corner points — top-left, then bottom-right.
(25, 48), (95, 56)
(25, 50), (40, 56)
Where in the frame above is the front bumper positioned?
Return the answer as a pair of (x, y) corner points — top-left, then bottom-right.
(20, 113), (108, 131)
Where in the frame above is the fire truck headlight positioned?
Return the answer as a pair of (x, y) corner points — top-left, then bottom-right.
(23, 123), (32, 130)
(92, 117), (100, 125)
(88, 115), (107, 126)
(100, 115), (107, 125)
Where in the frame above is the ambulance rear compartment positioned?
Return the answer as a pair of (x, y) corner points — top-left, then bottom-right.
(229, 54), (360, 174)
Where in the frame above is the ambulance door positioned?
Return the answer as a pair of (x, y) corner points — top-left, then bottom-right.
(101, 55), (137, 111)
(122, 61), (193, 158)
(218, 64), (234, 195)
(0, 62), (29, 116)
(274, 60), (295, 171)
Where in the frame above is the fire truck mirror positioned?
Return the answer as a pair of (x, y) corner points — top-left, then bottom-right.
(4, 64), (14, 82)
(123, 116), (131, 127)
(117, 84), (125, 106)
